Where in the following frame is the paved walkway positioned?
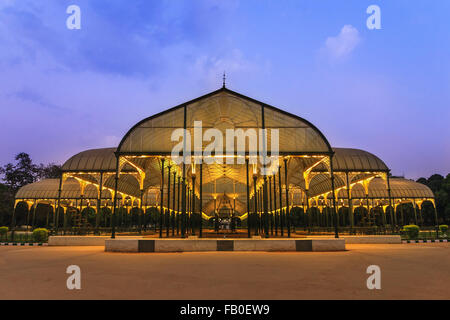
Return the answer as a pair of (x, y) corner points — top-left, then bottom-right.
(0, 243), (449, 299)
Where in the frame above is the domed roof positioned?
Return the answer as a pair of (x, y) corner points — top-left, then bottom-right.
(15, 177), (140, 200)
(332, 148), (389, 171)
(62, 148), (117, 172)
(331, 177), (434, 199)
(356, 177), (434, 199)
(311, 148), (389, 172)
(15, 178), (99, 199)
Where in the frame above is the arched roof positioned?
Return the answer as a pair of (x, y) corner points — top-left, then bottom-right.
(332, 177), (434, 199)
(389, 178), (434, 198)
(332, 148), (388, 171)
(117, 87), (333, 155)
(287, 148), (388, 197)
(15, 179), (101, 200)
(15, 177), (139, 201)
(62, 148), (117, 172)
(311, 148), (389, 172)
(369, 177), (433, 199)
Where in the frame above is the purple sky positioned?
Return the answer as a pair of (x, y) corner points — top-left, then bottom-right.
(0, 0), (449, 179)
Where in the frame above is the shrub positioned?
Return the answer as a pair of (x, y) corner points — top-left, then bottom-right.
(0, 226), (8, 240)
(439, 225), (448, 235)
(32, 228), (48, 242)
(403, 225), (420, 239)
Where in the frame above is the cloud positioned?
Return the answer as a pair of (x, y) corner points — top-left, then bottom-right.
(0, 0), (240, 78)
(323, 25), (360, 60)
(189, 49), (260, 87)
(9, 87), (67, 112)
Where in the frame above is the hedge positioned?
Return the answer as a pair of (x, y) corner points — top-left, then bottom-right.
(0, 226), (8, 240)
(32, 228), (49, 242)
(403, 225), (420, 240)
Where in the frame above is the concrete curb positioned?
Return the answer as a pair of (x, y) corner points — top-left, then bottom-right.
(402, 239), (448, 244)
(0, 243), (48, 246)
(338, 235), (401, 244)
(105, 238), (346, 253)
(48, 236), (144, 246)
(50, 235), (402, 247)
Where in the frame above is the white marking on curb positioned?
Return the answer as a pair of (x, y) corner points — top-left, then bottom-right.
(0, 242), (49, 246)
(427, 240), (432, 243)
(402, 241), (407, 244)
(443, 240), (448, 242)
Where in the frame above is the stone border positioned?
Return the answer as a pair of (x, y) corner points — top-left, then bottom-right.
(48, 236), (144, 246)
(338, 235), (401, 244)
(105, 238), (346, 253)
(0, 243), (48, 246)
(402, 239), (448, 244)
(49, 235), (402, 246)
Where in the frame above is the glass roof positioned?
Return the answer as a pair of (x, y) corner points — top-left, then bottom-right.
(118, 88), (332, 155)
(17, 88), (418, 215)
(62, 148), (117, 172)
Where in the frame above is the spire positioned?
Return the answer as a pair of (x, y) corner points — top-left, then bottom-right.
(222, 71), (226, 88)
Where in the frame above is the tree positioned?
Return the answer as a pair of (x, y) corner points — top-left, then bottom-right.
(37, 163), (62, 180)
(0, 183), (13, 226)
(0, 153), (62, 227)
(0, 153), (62, 192)
(0, 153), (41, 193)
(417, 174), (450, 224)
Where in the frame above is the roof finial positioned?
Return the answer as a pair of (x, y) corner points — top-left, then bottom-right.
(222, 71), (226, 88)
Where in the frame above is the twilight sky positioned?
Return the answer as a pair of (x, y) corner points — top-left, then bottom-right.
(0, 0), (449, 179)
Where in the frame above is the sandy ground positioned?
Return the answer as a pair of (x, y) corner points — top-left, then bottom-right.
(0, 243), (449, 300)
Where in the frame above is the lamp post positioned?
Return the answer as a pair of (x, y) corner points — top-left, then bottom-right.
(159, 158), (165, 238)
(199, 162), (203, 238)
(284, 158), (290, 238)
(191, 173), (196, 236)
(253, 173), (258, 236)
(167, 165), (171, 237)
(246, 158), (251, 238)
(263, 176), (269, 238)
